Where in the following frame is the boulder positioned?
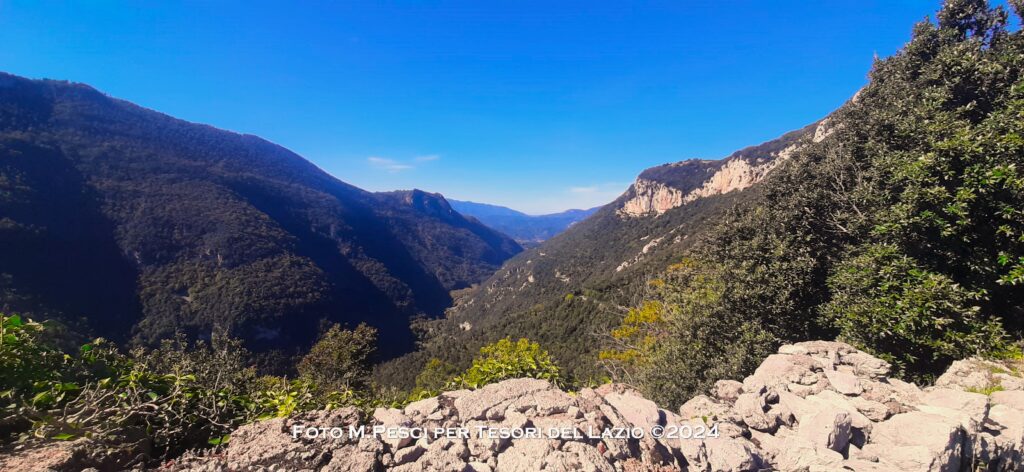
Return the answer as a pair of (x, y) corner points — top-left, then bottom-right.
(712, 380), (744, 403)
(734, 391), (779, 433)
(453, 378), (552, 420)
(864, 411), (966, 472)
(798, 410), (851, 453)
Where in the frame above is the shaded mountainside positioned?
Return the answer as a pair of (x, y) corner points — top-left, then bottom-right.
(0, 72), (521, 358)
(448, 200), (599, 246)
(378, 119), (828, 386)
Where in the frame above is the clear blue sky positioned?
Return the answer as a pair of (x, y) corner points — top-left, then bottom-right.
(1, 0), (947, 214)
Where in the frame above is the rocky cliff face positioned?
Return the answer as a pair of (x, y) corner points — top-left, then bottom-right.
(619, 120), (830, 219)
(50, 342), (986, 471)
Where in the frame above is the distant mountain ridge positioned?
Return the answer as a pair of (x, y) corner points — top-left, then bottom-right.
(0, 72), (521, 358)
(448, 200), (599, 245)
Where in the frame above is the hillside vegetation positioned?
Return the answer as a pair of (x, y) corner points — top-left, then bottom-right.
(0, 74), (521, 360)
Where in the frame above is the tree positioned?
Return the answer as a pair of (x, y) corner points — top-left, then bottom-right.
(297, 323), (377, 393)
(823, 244), (1008, 377)
(409, 358), (459, 399)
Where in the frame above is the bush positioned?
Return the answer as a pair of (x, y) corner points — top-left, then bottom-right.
(0, 313), (388, 461)
(448, 338), (561, 389)
(823, 244), (1008, 378)
(409, 358), (459, 400)
(297, 323), (377, 394)
(602, 261), (775, 409)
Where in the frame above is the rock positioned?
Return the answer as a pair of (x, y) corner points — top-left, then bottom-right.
(840, 351), (892, 379)
(393, 444), (426, 465)
(464, 461), (492, 472)
(703, 435), (764, 472)
(991, 390), (1024, 410)
(798, 410), (851, 453)
(734, 392), (779, 433)
(404, 396), (441, 419)
(934, 358), (1012, 392)
(712, 380), (744, 403)
(0, 438), (148, 472)
(983, 403), (1024, 470)
(823, 367), (863, 395)
(149, 341), (1024, 472)
(864, 411), (966, 472)
(678, 395), (734, 423)
(772, 433), (845, 472)
(920, 388), (988, 431)
(849, 396), (891, 422)
(453, 378), (552, 421)
(804, 390), (872, 431)
(374, 408), (416, 450)
(743, 354), (824, 395)
(599, 389), (663, 429)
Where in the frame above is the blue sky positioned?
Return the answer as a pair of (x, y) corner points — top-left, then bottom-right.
(1, 1), (949, 214)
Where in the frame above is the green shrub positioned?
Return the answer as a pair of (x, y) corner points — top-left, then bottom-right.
(448, 338), (561, 389)
(823, 244), (1008, 377)
(602, 261), (775, 409)
(408, 358), (459, 400)
(297, 323), (377, 394)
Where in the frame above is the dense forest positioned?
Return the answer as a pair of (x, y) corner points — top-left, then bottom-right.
(0, 73), (521, 360)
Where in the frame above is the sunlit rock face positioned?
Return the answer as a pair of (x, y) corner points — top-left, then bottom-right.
(618, 118), (833, 219)
(619, 177), (687, 217)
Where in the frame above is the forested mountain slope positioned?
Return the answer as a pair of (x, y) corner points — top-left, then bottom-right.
(0, 73), (521, 357)
(378, 117), (828, 385)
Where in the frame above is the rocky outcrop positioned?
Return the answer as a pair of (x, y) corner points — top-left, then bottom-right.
(619, 177), (688, 217)
(617, 154), (786, 218)
(154, 342), (1022, 471)
(618, 118), (835, 219)
(6, 342), (1021, 471)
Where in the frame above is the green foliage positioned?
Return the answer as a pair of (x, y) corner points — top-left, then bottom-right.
(0, 314), (65, 401)
(448, 338), (562, 389)
(823, 244), (1008, 376)
(602, 262), (775, 409)
(297, 323), (377, 394)
(599, 300), (666, 384)
(409, 358), (459, 400)
(967, 383), (1006, 395)
(0, 312), (393, 463)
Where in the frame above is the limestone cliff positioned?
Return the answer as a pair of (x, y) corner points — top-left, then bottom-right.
(619, 119), (830, 218)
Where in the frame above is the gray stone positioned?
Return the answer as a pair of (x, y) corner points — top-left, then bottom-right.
(864, 411), (966, 472)
(798, 410), (851, 453)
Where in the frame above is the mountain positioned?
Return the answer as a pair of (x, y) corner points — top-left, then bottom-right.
(378, 119), (827, 385)
(0, 72), (522, 358)
(447, 200), (599, 246)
